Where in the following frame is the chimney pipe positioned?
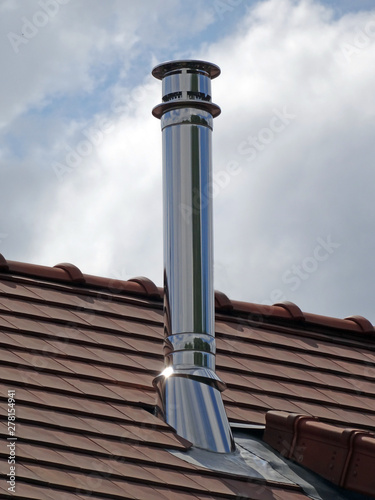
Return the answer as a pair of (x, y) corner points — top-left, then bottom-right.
(152, 60), (235, 453)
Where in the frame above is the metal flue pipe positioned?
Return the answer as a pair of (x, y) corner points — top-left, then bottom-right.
(152, 60), (234, 453)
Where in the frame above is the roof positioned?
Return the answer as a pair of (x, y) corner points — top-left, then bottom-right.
(0, 255), (374, 499)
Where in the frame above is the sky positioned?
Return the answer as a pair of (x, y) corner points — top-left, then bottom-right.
(1, 0), (375, 324)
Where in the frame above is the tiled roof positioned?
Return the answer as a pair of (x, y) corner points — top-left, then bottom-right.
(0, 255), (374, 499)
(264, 411), (375, 497)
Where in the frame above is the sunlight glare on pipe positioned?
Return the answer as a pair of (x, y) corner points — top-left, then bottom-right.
(162, 366), (174, 378)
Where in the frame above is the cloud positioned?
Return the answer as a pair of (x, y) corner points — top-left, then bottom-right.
(35, 86), (163, 283)
(203, 0), (375, 320)
(1, 0), (375, 324)
(0, 0), (214, 274)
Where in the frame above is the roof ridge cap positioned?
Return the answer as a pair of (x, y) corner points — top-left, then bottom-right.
(229, 298), (374, 336)
(0, 254), (162, 300)
(54, 262), (85, 283)
(344, 315), (375, 334)
(0, 254), (373, 333)
(0, 253), (9, 271)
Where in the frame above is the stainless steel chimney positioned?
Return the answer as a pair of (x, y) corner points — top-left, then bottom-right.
(152, 60), (235, 453)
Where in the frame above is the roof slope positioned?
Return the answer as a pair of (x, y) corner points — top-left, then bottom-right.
(0, 256), (374, 499)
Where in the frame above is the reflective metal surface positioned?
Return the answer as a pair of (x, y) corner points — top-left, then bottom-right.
(161, 108), (213, 129)
(155, 376), (233, 453)
(167, 351), (215, 370)
(165, 333), (216, 354)
(155, 366), (227, 392)
(152, 59), (220, 80)
(162, 117), (213, 337)
(162, 72), (211, 102)
(152, 60), (221, 120)
(152, 60), (234, 453)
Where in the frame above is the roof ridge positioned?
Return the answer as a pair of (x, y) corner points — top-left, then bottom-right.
(0, 253), (373, 336)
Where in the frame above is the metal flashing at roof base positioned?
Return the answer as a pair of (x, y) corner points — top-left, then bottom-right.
(152, 60), (235, 453)
(169, 432), (372, 500)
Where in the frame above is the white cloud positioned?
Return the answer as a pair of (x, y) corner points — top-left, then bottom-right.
(204, 0), (375, 319)
(1, 0), (375, 323)
(29, 74), (163, 284)
(0, 0), (214, 127)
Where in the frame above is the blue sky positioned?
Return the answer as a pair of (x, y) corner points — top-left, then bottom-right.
(1, 0), (375, 324)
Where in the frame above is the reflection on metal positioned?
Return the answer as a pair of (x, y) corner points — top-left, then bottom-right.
(152, 60), (235, 453)
(230, 422), (265, 431)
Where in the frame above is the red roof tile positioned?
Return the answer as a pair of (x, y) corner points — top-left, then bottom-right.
(1, 255), (375, 498)
(264, 411), (375, 497)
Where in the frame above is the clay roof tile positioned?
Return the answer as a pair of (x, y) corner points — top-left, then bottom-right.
(345, 315), (375, 334)
(1, 255), (375, 498)
(54, 262), (86, 283)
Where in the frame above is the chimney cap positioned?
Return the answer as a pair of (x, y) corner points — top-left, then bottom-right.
(152, 59), (221, 80)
